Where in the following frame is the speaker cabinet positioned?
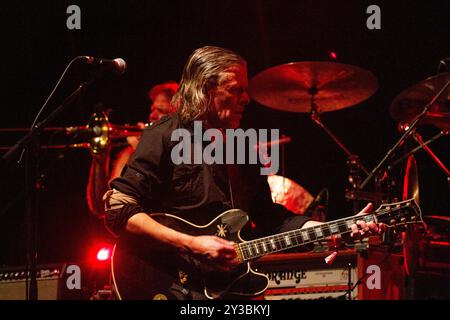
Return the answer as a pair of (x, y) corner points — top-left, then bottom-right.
(0, 263), (88, 300)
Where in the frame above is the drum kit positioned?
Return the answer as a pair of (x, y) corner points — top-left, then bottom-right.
(1, 61), (449, 213)
(249, 61), (449, 287)
(247, 61), (449, 218)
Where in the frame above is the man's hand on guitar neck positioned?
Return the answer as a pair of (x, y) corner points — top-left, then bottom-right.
(350, 203), (386, 240)
(303, 203), (386, 243)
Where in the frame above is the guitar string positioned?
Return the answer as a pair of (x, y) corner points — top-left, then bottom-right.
(240, 214), (375, 251)
(223, 159), (416, 258)
(241, 205), (411, 249)
(238, 208), (395, 254)
(238, 223), (360, 260)
(239, 228), (361, 261)
(237, 206), (415, 260)
(238, 210), (414, 260)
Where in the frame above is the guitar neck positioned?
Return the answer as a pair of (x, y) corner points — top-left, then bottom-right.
(237, 214), (375, 262)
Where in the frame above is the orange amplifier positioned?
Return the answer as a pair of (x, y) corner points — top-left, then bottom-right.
(252, 247), (405, 300)
(252, 250), (358, 300)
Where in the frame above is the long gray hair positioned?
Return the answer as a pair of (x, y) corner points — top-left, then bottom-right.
(172, 46), (246, 123)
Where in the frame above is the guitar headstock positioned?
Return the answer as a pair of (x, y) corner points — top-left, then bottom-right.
(374, 198), (423, 228)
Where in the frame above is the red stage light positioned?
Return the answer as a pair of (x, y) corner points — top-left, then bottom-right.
(330, 51), (337, 60)
(96, 247), (112, 262)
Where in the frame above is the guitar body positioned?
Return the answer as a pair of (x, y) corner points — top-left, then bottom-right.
(111, 199), (422, 300)
(111, 209), (269, 300)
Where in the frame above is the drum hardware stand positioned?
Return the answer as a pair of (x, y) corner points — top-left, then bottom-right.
(411, 131), (450, 182)
(347, 262), (353, 300)
(390, 130), (447, 168)
(309, 92), (370, 213)
(359, 77), (450, 190)
(389, 130), (450, 187)
(338, 261), (359, 300)
(358, 77), (450, 300)
(1, 63), (109, 299)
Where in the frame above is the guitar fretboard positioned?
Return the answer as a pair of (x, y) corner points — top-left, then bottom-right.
(237, 214), (375, 262)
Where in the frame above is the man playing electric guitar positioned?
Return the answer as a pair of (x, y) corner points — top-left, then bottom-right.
(104, 46), (387, 300)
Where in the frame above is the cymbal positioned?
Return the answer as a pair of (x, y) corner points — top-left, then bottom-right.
(422, 112), (450, 131)
(402, 155), (421, 277)
(249, 61), (379, 113)
(403, 155), (419, 207)
(390, 72), (450, 129)
(267, 175), (314, 214)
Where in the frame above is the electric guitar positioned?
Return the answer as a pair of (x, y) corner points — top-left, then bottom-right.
(111, 199), (422, 300)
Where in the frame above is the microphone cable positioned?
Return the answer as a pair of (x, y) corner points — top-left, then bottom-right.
(18, 56), (85, 163)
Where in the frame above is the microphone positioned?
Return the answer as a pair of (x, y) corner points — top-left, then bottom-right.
(81, 56), (127, 75)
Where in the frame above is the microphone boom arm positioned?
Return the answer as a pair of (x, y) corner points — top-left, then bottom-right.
(2, 79), (94, 165)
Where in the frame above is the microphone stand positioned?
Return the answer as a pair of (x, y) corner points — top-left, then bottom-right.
(359, 78), (450, 190)
(1, 78), (95, 300)
(2, 80), (94, 165)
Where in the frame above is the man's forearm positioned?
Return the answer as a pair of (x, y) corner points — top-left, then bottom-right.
(126, 213), (194, 251)
(104, 189), (194, 251)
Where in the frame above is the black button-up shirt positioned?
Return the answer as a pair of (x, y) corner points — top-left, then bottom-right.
(107, 113), (309, 238)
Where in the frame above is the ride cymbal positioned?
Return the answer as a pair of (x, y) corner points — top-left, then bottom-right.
(390, 72), (450, 130)
(249, 61), (379, 113)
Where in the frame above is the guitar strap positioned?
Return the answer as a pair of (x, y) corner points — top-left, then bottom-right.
(226, 164), (250, 212)
(226, 164), (237, 209)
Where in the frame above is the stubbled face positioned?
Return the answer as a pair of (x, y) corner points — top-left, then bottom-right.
(149, 93), (174, 123)
(208, 64), (250, 129)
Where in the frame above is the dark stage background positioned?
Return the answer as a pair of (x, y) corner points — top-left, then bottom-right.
(0, 0), (448, 267)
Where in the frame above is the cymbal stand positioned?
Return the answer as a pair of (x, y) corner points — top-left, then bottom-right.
(388, 130), (448, 199)
(309, 92), (369, 212)
(411, 130), (450, 183)
(390, 130), (447, 167)
(359, 77), (450, 190)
